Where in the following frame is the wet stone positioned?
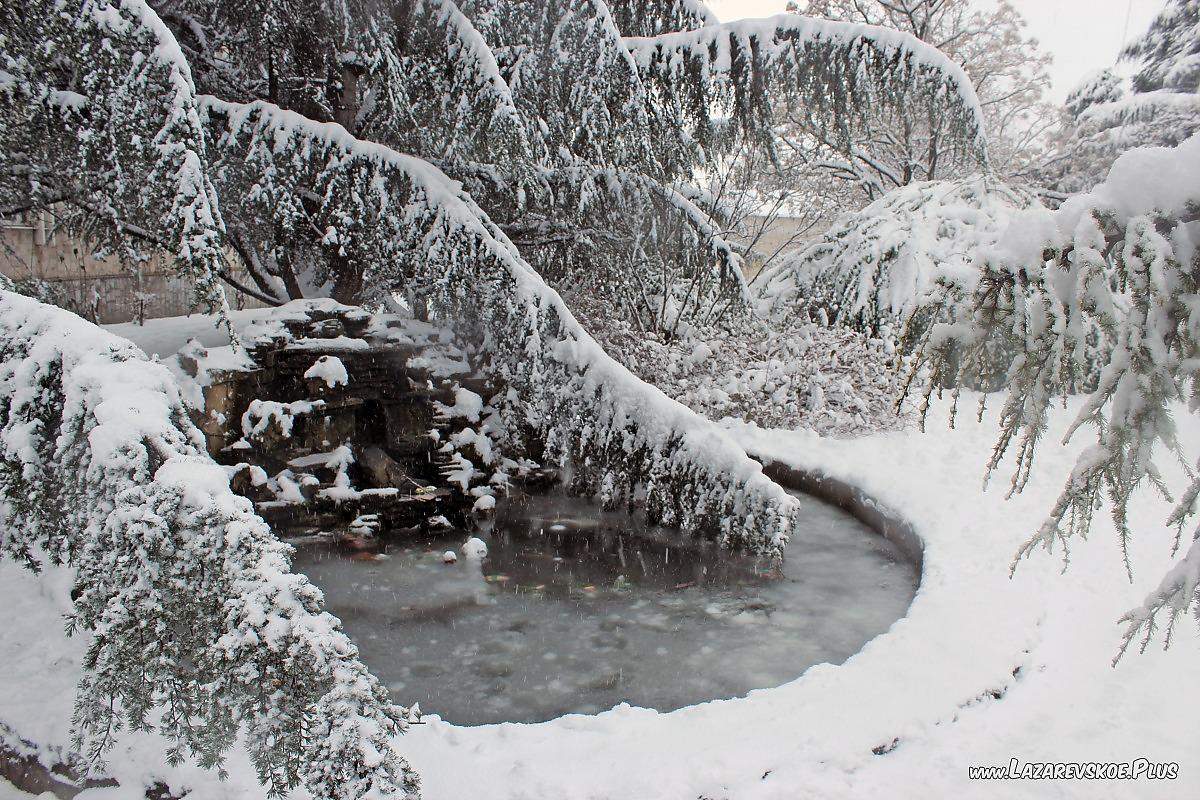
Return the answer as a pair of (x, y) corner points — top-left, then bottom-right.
(290, 489), (918, 726)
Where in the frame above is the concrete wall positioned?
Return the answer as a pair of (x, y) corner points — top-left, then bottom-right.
(1, 211), (269, 323)
(734, 214), (819, 281)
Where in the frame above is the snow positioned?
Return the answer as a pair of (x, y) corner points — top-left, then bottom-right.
(304, 355), (350, 388)
(3, 396), (1198, 799)
(1056, 131), (1200, 225)
(288, 336), (371, 351)
(460, 537), (488, 559)
(242, 399), (325, 439)
(435, 387), (484, 423)
(471, 494), (496, 512)
(0, 779), (42, 800)
(103, 308), (278, 358)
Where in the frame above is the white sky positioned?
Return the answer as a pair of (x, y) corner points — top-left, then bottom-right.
(705, 0), (1167, 102)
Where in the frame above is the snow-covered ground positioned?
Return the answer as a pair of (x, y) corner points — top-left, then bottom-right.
(2, 391), (1196, 799)
(0, 780), (47, 800)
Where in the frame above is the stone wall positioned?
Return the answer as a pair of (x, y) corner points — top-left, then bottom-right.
(0, 212), (268, 322)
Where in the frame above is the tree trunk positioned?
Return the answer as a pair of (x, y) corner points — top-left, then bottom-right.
(335, 64), (359, 131)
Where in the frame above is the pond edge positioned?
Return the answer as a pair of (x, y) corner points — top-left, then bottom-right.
(754, 457), (925, 576)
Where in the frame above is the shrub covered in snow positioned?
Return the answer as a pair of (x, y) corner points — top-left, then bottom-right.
(572, 294), (906, 436)
(903, 134), (1200, 655)
(758, 177), (1035, 336)
(756, 176), (1111, 390)
(0, 292), (418, 799)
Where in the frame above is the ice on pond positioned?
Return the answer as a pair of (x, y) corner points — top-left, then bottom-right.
(290, 489), (918, 725)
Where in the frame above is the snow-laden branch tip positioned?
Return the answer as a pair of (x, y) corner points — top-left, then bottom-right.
(899, 133), (1200, 656)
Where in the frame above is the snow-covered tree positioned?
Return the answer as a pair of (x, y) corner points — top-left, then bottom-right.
(0, 292), (419, 799)
(1041, 0), (1200, 195)
(1125, 0), (1200, 95)
(750, 175), (1111, 391)
(903, 134), (1200, 655)
(0, 0), (232, 318)
(771, 0), (1054, 203)
(29, 0), (987, 331)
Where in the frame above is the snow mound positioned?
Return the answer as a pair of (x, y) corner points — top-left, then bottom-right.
(303, 355), (350, 387)
(461, 537), (488, 559)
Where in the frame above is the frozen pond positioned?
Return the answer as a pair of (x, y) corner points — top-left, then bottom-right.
(291, 490), (918, 725)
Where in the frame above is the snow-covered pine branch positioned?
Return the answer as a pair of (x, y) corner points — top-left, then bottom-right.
(902, 134), (1200, 655)
(1078, 89), (1200, 132)
(605, 0), (715, 37)
(151, 0), (528, 168)
(363, 0), (530, 164)
(462, 0), (658, 174)
(0, 291), (418, 799)
(202, 97), (799, 554)
(0, 0), (231, 317)
(623, 14), (990, 172)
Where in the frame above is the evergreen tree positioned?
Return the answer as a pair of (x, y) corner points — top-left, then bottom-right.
(0, 292), (420, 799)
(4, 0), (989, 329)
(1125, 0), (1200, 94)
(1042, 0), (1200, 195)
(773, 0), (1054, 204)
(0, 0), (232, 320)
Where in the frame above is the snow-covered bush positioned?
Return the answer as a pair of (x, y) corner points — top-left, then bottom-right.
(759, 177), (1033, 335)
(904, 134), (1200, 656)
(0, 291), (418, 799)
(756, 176), (1113, 390)
(572, 294), (906, 436)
